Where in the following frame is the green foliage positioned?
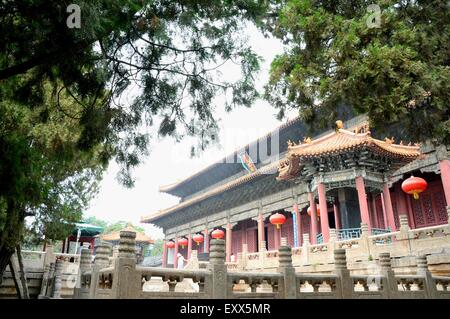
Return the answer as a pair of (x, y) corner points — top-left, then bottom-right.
(150, 239), (163, 256)
(104, 221), (145, 234)
(264, 0), (450, 145)
(1, 0), (267, 185)
(83, 216), (109, 230)
(0, 0), (266, 276)
(0, 83), (106, 252)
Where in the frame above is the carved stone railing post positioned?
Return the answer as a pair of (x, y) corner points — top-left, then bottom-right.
(399, 215), (410, 231)
(111, 231), (140, 299)
(91, 242), (112, 298)
(260, 240), (266, 269)
(329, 229), (336, 242)
(74, 248), (92, 299)
(397, 214), (411, 241)
(52, 259), (63, 299)
(43, 245), (55, 268)
(45, 262), (56, 298)
(300, 234), (310, 265)
(207, 239), (227, 299)
(38, 264), (50, 299)
(417, 255), (437, 299)
(379, 252), (397, 298)
(359, 223), (371, 257)
(278, 244), (296, 299)
(334, 249), (352, 299)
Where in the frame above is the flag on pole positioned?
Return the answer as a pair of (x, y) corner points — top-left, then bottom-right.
(238, 151), (256, 173)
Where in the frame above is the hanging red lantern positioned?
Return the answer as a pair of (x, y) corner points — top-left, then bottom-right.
(166, 241), (175, 249)
(402, 175), (427, 200)
(269, 213), (286, 229)
(307, 206), (321, 217)
(178, 237), (188, 248)
(211, 229), (225, 239)
(193, 234), (204, 245)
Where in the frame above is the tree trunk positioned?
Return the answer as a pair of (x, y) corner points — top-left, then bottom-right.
(0, 246), (15, 285)
(16, 245), (30, 299)
(8, 259), (23, 298)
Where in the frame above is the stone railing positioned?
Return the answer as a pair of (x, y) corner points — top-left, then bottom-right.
(74, 230), (450, 299)
(243, 211), (450, 271)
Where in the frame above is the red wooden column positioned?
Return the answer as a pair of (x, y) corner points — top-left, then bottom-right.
(293, 203), (302, 247)
(242, 221), (247, 251)
(355, 176), (372, 232)
(162, 240), (168, 268)
(274, 224), (281, 250)
(380, 195), (389, 229)
(173, 236), (179, 269)
(440, 159), (450, 206)
(187, 233), (192, 260)
(61, 239), (66, 253)
(226, 223), (232, 262)
(308, 192), (319, 244)
(333, 202), (341, 230)
(395, 183), (410, 227)
(369, 194), (378, 228)
(257, 213), (265, 251)
(317, 183), (330, 243)
(405, 195), (416, 229)
(90, 238), (95, 254)
(204, 228), (209, 253)
(382, 183), (397, 231)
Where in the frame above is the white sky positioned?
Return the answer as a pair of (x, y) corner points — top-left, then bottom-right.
(84, 24), (296, 240)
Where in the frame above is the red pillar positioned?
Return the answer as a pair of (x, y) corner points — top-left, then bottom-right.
(355, 176), (372, 232)
(162, 240), (168, 268)
(173, 237), (179, 269)
(242, 221), (247, 251)
(308, 192), (319, 244)
(440, 159), (450, 206)
(383, 183), (397, 231)
(395, 184), (410, 228)
(369, 194), (378, 228)
(381, 195), (389, 229)
(333, 203), (341, 230)
(187, 233), (192, 260)
(204, 228), (209, 253)
(257, 213), (265, 251)
(293, 203), (302, 247)
(273, 224), (281, 250)
(90, 238), (95, 254)
(405, 194), (416, 229)
(61, 239), (66, 253)
(226, 223), (232, 262)
(317, 183), (330, 243)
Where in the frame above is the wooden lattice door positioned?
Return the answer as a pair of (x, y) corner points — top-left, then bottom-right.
(410, 180), (447, 228)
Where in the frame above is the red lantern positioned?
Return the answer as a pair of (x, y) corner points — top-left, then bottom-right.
(307, 206), (320, 217)
(269, 213), (286, 229)
(211, 229), (225, 239)
(166, 241), (175, 249)
(193, 234), (204, 245)
(178, 237), (188, 248)
(402, 175), (427, 200)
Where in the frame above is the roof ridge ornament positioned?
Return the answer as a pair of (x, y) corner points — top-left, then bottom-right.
(287, 139), (297, 148)
(335, 120), (344, 130)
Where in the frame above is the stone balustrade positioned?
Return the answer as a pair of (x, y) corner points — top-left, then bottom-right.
(73, 229), (450, 299)
(240, 212), (450, 272)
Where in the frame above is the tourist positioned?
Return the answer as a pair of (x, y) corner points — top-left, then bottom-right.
(177, 253), (187, 269)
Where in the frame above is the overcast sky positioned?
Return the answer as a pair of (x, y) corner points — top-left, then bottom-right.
(84, 24), (297, 240)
